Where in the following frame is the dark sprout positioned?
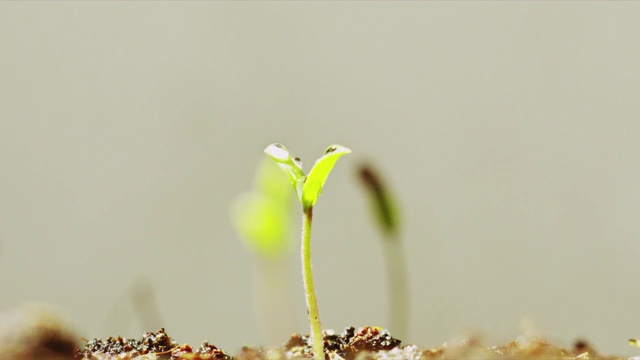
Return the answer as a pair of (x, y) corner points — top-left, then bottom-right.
(358, 164), (397, 236)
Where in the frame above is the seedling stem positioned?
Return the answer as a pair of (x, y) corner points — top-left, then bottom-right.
(358, 164), (408, 339)
(302, 206), (324, 360)
(382, 233), (408, 339)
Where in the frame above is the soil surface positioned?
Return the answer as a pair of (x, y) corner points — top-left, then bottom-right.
(75, 326), (627, 360)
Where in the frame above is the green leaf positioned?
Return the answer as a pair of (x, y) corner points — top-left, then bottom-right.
(232, 191), (292, 259)
(264, 143), (306, 201)
(231, 157), (294, 259)
(302, 145), (351, 210)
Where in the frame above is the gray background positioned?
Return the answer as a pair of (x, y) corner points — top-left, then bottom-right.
(1, 1), (640, 356)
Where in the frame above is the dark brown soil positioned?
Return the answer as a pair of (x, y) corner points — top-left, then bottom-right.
(74, 326), (626, 360)
(76, 328), (229, 360)
(283, 326), (400, 360)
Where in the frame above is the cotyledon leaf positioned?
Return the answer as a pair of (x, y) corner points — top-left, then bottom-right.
(232, 191), (292, 259)
(230, 156), (295, 259)
(302, 145), (351, 210)
(264, 143), (306, 201)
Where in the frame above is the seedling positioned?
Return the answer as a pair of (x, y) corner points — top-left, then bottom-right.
(357, 164), (408, 340)
(103, 278), (164, 337)
(231, 157), (295, 344)
(265, 143), (351, 360)
(232, 157), (294, 260)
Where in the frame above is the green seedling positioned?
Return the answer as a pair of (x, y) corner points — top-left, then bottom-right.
(231, 157), (295, 344)
(232, 157), (294, 260)
(104, 278), (164, 337)
(357, 164), (408, 340)
(265, 143), (351, 360)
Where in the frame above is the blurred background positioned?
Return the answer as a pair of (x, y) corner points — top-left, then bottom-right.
(1, 1), (640, 356)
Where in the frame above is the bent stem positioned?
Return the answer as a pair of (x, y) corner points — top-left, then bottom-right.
(302, 206), (324, 360)
(357, 164), (408, 339)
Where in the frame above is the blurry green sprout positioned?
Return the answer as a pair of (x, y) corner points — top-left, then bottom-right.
(357, 163), (408, 340)
(232, 158), (296, 344)
(232, 158), (293, 260)
(358, 165), (400, 236)
(265, 143), (351, 360)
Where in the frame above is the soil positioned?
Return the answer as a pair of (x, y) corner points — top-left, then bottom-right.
(74, 326), (627, 360)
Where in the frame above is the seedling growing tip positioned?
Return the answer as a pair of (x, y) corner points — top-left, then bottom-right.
(265, 143), (351, 360)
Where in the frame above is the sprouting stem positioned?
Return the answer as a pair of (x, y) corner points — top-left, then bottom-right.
(302, 206), (324, 360)
(383, 233), (409, 339)
(357, 164), (408, 339)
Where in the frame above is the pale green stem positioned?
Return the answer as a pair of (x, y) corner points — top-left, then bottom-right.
(302, 206), (324, 360)
(254, 257), (295, 345)
(383, 234), (409, 340)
